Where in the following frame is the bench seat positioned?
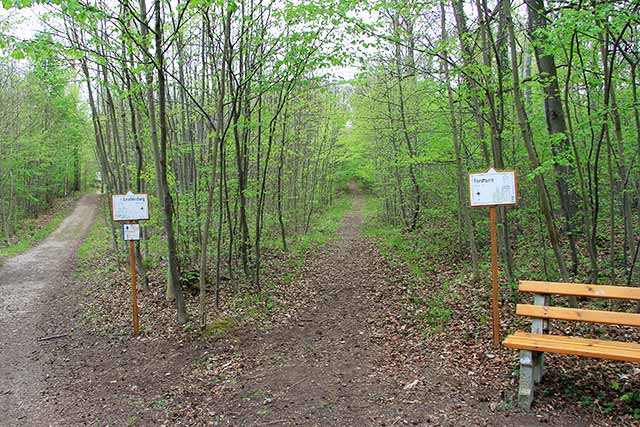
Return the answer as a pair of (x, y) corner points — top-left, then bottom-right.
(504, 280), (640, 409)
(504, 331), (640, 363)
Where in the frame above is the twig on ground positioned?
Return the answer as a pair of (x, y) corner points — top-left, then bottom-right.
(37, 333), (69, 342)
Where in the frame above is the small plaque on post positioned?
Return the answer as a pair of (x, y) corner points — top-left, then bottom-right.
(122, 224), (141, 241)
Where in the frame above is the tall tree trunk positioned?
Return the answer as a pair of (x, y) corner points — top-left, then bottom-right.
(392, 12), (421, 231)
(526, 0), (579, 275)
(198, 7), (231, 328)
(503, 0), (571, 289)
(141, 0), (186, 323)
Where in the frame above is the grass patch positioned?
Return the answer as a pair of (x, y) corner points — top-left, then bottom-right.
(287, 195), (352, 256)
(363, 195), (453, 334)
(201, 316), (236, 338)
(75, 213), (114, 278)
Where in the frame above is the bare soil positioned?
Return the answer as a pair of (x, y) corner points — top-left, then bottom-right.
(0, 192), (601, 426)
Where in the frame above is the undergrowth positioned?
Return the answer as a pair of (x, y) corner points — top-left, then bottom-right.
(362, 196), (462, 334)
(285, 196), (352, 256)
(74, 192), (353, 338)
(363, 194), (640, 423)
(229, 194), (353, 324)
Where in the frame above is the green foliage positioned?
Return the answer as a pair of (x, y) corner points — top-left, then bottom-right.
(568, 378), (640, 420)
(0, 44), (93, 245)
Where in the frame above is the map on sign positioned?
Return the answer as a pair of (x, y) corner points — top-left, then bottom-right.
(468, 168), (517, 207)
(112, 192), (150, 221)
(122, 224), (141, 241)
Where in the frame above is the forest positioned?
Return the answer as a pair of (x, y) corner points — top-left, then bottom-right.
(2, 0), (640, 424)
(3, 0), (639, 322)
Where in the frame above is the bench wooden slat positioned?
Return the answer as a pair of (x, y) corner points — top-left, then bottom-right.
(507, 331), (640, 351)
(516, 304), (640, 327)
(519, 280), (640, 301)
(503, 332), (640, 363)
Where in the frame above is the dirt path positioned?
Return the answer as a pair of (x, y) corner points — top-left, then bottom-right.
(0, 194), (99, 426)
(215, 194), (387, 425)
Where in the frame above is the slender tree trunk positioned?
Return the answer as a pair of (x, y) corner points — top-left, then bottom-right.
(503, 0), (571, 289)
(198, 7), (230, 328)
(139, 0), (186, 323)
(440, 1), (480, 282)
(276, 107), (288, 252)
(392, 13), (421, 231)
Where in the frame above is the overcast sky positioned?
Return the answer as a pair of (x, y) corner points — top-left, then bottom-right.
(0, 5), (47, 40)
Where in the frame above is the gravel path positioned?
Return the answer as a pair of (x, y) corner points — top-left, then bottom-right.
(0, 195), (99, 427)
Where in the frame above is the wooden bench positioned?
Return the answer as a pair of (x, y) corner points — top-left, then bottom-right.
(503, 280), (640, 409)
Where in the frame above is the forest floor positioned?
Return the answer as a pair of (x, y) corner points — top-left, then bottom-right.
(0, 190), (619, 426)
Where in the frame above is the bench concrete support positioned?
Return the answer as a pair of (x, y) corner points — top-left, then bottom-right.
(518, 293), (549, 409)
(531, 293), (549, 384)
(532, 351), (544, 384)
(518, 350), (534, 409)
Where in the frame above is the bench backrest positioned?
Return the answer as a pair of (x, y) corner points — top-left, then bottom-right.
(517, 280), (640, 328)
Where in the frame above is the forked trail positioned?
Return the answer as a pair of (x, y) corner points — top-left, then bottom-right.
(209, 191), (567, 426)
(0, 192), (584, 426)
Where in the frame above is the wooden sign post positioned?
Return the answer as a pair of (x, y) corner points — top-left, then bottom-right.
(468, 168), (518, 346)
(128, 238), (139, 335)
(112, 193), (149, 336)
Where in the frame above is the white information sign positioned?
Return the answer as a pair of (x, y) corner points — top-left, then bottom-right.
(468, 168), (517, 207)
(112, 192), (150, 222)
(122, 224), (141, 241)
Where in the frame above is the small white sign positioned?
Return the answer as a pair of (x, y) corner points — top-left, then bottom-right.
(469, 168), (517, 207)
(122, 224), (141, 241)
(112, 192), (150, 222)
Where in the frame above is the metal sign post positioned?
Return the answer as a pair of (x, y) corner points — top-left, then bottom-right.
(112, 193), (148, 336)
(468, 168), (518, 346)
